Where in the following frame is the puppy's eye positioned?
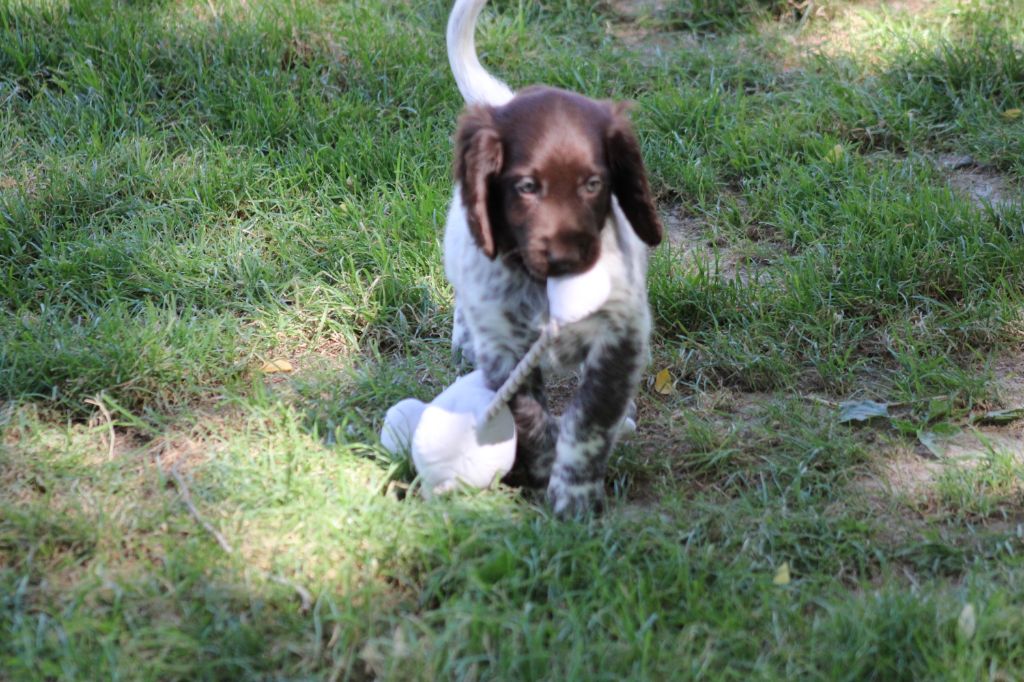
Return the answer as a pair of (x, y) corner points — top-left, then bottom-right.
(515, 177), (539, 195)
(583, 176), (603, 194)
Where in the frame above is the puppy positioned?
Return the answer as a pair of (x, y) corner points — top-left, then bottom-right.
(443, 0), (662, 515)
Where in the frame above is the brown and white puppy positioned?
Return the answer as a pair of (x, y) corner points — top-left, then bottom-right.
(443, 0), (662, 515)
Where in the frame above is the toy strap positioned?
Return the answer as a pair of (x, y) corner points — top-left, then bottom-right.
(482, 321), (559, 422)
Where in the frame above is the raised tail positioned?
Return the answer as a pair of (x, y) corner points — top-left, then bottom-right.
(446, 0), (514, 107)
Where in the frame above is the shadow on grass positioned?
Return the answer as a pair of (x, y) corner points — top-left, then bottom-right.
(4, 393), (1024, 679)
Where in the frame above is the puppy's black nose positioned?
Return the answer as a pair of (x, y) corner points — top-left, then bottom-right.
(546, 238), (593, 277)
(546, 254), (579, 277)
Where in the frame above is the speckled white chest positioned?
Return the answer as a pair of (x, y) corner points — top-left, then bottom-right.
(443, 187), (652, 376)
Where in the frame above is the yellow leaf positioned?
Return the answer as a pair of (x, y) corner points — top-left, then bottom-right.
(261, 358), (294, 374)
(1001, 108), (1022, 121)
(957, 603), (976, 640)
(654, 368), (673, 395)
(773, 562), (791, 585)
(825, 143), (845, 163)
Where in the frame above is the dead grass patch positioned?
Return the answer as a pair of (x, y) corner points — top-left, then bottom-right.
(604, 0), (671, 21)
(663, 204), (781, 285)
(610, 23), (703, 65)
(781, 0), (960, 62)
(0, 168), (41, 197)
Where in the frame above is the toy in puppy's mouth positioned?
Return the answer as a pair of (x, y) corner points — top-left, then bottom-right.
(380, 259), (613, 498)
(544, 254), (613, 326)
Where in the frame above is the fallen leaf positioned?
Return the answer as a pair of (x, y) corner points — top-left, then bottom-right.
(958, 602), (976, 640)
(1001, 108), (1022, 121)
(359, 626), (411, 677)
(838, 400), (889, 423)
(825, 143), (845, 163)
(773, 561), (791, 585)
(654, 368), (673, 395)
(261, 358), (294, 373)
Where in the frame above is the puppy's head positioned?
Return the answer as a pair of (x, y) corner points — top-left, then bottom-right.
(454, 86), (662, 280)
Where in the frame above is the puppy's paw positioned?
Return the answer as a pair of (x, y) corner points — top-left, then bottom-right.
(616, 416), (637, 440)
(546, 478), (605, 518)
(501, 464), (548, 489)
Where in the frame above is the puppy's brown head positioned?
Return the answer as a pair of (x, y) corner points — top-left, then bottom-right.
(454, 86), (662, 280)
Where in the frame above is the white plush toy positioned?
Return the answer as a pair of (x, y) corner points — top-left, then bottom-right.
(380, 260), (613, 498)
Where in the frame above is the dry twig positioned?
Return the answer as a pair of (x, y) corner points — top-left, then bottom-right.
(154, 444), (314, 612)
(85, 396), (117, 461)
(167, 466), (235, 555)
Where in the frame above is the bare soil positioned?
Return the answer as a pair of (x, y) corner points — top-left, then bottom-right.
(937, 154), (1020, 209)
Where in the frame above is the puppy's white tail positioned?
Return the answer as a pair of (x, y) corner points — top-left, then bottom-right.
(446, 0), (514, 107)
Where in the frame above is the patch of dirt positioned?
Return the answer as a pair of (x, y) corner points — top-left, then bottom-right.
(859, 425), (1023, 510)
(602, 0), (706, 66)
(662, 206), (778, 285)
(279, 28), (350, 72)
(782, 0), (950, 61)
(612, 26), (702, 63)
(663, 207), (709, 250)
(940, 427), (1024, 460)
(995, 360), (1019, 403)
(993, 349), (1024, 406)
(859, 444), (944, 502)
(858, 414), (1023, 517)
(868, 0), (936, 12)
(840, 347), (1024, 518)
(604, 0), (670, 21)
(936, 154), (1020, 209)
(150, 435), (209, 472)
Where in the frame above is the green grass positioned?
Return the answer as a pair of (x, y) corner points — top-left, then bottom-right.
(2, 0), (1024, 678)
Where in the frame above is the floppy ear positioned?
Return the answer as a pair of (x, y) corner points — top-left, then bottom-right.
(606, 104), (663, 246)
(454, 106), (503, 258)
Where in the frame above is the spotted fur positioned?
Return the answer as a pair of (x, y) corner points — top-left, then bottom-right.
(443, 0), (662, 516)
(445, 193), (657, 515)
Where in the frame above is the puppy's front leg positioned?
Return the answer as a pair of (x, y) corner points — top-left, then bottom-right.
(451, 304), (476, 370)
(547, 332), (644, 516)
(501, 367), (560, 487)
(478, 351), (559, 489)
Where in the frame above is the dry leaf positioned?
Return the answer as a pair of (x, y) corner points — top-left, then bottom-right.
(654, 368), (673, 395)
(260, 358), (294, 374)
(773, 561), (791, 585)
(837, 400), (889, 423)
(1001, 108), (1022, 121)
(958, 603), (976, 640)
(825, 143), (845, 163)
(360, 625), (412, 677)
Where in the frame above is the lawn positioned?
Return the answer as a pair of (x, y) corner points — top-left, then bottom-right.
(2, 0), (1023, 678)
